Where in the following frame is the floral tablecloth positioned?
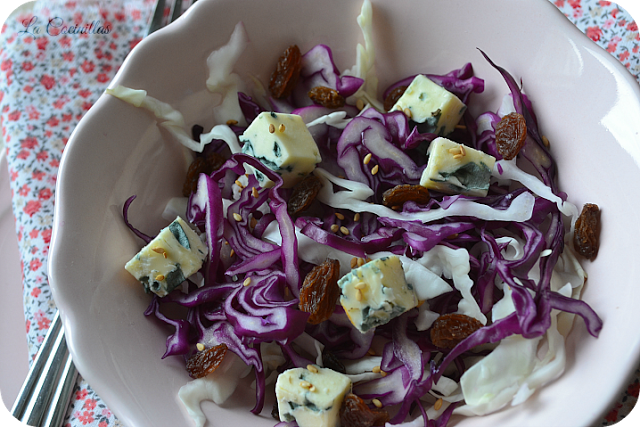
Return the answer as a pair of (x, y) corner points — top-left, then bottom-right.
(0, 0), (637, 426)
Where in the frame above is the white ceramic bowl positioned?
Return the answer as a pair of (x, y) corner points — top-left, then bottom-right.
(49, 0), (640, 426)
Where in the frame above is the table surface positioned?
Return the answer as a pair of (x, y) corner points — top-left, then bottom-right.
(0, 150), (29, 412)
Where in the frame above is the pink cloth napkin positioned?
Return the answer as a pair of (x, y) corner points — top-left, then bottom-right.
(0, 0), (637, 426)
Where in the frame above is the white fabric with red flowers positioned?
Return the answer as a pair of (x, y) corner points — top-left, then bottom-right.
(0, 0), (637, 426)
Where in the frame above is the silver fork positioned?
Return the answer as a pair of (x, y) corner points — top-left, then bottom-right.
(10, 2), (195, 425)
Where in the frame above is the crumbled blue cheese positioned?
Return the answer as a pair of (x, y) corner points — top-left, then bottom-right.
(420, 137), (496, 197)
(338, 256), (418, 333)
(240, 112), (322, 188)
(275, 366), (351, 427)
(124, 217), (207, 297)
(390, 74), (466, 136)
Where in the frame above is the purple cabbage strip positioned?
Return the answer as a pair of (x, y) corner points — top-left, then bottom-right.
(224, 272), (309, 342)
(144, 296), (190, 358)
(122, 195), (152, 243)
(203, 320), (266, 414)
(238, 92), (264, 123)
(188, 172), (224, 284)
(292, 44), (364, 107)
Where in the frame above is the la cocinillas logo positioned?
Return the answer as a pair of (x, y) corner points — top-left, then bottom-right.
(19, 16), (112, 36)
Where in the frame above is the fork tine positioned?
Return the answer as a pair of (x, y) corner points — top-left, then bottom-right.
(169, 0), (183, 24)
(146, 0), (167, 36)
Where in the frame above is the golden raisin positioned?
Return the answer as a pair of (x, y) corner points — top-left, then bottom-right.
(383, 85), (408, 112)
(182, 152), (226, 196)
(287, 174), (323, 216)
(185, 343), (228, 379)
(308, 86), (345, 109)
(495, 112), (527, 160)
(573, 203), (601, 260)
(382, 184), (430, 208)
(269, 45), (302, 99)
(430, 313), (483, 349)
(340, 393), (390, 427)
(299, 259), (341, 324)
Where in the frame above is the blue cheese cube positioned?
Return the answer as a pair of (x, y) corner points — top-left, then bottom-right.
(240, 112), (322, 188)
(338, 256), (418, 333)
(390, 74), (466, 136)
(420, 137), (496, 197)
(125, 217), (208, 297)
(275, 366), (351, 427)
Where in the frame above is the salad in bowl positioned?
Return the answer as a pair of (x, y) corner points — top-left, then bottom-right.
(49, 0), (640, 426)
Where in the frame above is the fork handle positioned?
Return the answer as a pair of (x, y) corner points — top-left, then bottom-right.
(42, 353), (78, 427)
(20, 325), (68, 426)
(11, 311), (62, 419)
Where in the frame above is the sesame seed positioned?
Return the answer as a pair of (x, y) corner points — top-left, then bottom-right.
(340, 226), (350, 235)
(542, 135), (550, 147)
(299, 381), (312, 389)
(268, 124), (275, 133)
(371, 165), (379, 175)
(363, 153), (372, 165)
(448, 148), (460, 154)
(155, 274), (165, 281)
(380, 370), (387, 377)
(459, 145), (466, 156)
(233, 213), (242, 222)
(330, 224), (340, 233)
(309, 385), (317, 392)
(350, 257), (358, 269)
(356, 99), (364, 110)
(372, 366), (381, 373)
(372, 398), (383, 408)
(434, 398), (443, 411)
(152, 247), (168, 258)
(226, 119), (238, 126)
(250, 217), (257, 229)
(357, 258), (365, 267)
(354, 213), (360, 222)
(307, 364), (319, 374)
(235, 179), (245, 189)
(403, 107), (412, 118)
(284, 287), (290, 297)
(455, 124), (467, 130)
(335, 212), (345, 220)
(367, 348), (376, 356)
(243, 277), (252, 287)
(356, 290), (363, 301)
(278, 123), (285, 133)
(453, 154), (463, 160)
(229, 249), (235, 257)
(354, 282), (366, 290)
(252, 187), (259, 198)
(196, 343), (205, 351)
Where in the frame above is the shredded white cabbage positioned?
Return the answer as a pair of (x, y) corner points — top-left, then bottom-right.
(106, 85), (210, 152)
(453, 246), (583, 417)
(343, 0), (384, 111)
(420, 246), (487, 325)
(494, 159), (579, 218)
(177, 351), (252, 427)
(205, 21), (249, 126)
(314, 167), (536, 225)
(305, 111), (351, 129)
